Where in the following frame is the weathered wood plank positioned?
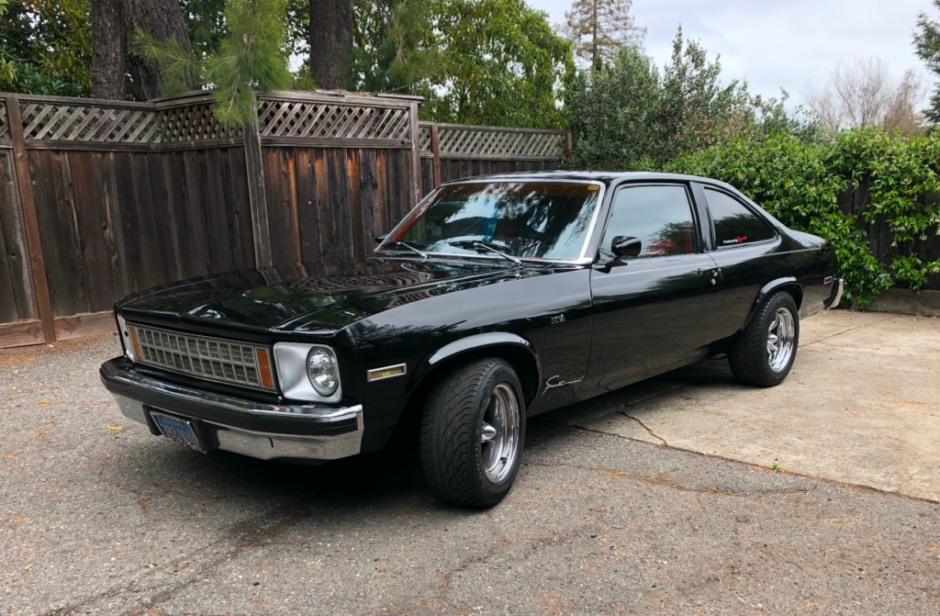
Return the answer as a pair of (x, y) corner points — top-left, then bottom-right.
(375, 149), (389, 232)
(359, 149), (379, 251)
(0, 149), (35, 320)
(180, 149), (211, 277)
(294, 148), (322, 269)
(54, 310), (116, 340)
(244, 124), (273, 268)
(4, 94), (54, 341)
(112, 152), (141, 294)
(224, 147), (255, 269)
(263, 147), (290, 267)
(0, 319), (43, 348)
(67, 151), (112, 313)
(315, 149), (335, 268)
(347, 149), (365, 260)
(204, 148), (235, 272)
(328, 149), (354, 269)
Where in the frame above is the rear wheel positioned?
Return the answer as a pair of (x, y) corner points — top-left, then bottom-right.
(420, 358), (525, 507)
(729, 291), (799, 387)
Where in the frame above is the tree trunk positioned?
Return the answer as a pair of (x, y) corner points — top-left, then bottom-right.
(91, 0), (125, 99)
(310, 0), (353, 90)
(123, 0), (194, 100)
(591, 0), (598, 74)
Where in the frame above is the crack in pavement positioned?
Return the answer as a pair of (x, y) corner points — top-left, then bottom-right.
(527, 460), (816, 498)
(802, 324), (868, 347)
(617, 411), (668, 446)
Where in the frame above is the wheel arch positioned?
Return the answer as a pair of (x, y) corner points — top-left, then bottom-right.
(744, 277), (803, 330)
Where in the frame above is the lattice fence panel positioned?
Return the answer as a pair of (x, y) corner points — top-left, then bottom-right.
(423, 124), (566, 158)
(0, 102), (8, 141)
(19, 103), (162, 143)
(418, 125), (432, 152)
(258, 100), (412, 141)
(160, 104), (242, 143)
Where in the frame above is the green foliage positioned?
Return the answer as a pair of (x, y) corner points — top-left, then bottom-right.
(667, 128), (940, 303)
(205, 0), (291, 124)
(136, 0), (291, 126)
(348, 0), (439, 95)
(419, 0), (574, 128)
(0, 0), (91, 96)
(565, 27), (814, 171)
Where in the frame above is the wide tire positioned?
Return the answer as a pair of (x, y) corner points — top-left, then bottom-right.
(729, 291), (800, 387)
(420, 358), (525, 508)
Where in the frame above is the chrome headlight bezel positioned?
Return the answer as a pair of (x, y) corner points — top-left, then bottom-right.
(272, 342), (343, 403)
(116, 314), (136, 362)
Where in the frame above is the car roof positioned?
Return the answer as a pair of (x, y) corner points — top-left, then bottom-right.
(444, 170), (740, 193)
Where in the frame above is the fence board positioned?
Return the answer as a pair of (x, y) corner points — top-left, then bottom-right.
(0, 150), (34, 320)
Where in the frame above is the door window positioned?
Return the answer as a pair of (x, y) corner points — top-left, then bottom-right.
(602, 185), (697, 258)
(704, 188), (776, 247)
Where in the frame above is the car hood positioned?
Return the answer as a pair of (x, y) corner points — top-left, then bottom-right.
(116, 258), (534, 334)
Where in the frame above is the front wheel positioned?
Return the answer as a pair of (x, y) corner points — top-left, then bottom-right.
(729, 291), (800, 387)
(420, 358), (525, 507)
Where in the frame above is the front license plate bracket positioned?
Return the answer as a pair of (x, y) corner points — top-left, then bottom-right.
(149, 410), (207, 453)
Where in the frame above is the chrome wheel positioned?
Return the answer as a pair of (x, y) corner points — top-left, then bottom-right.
(767, 307), (795, 373)
(480, 383), (520, 483)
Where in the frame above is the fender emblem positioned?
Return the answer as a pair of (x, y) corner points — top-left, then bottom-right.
(551, 314), (566, 325)
(544, 375), (583, 393)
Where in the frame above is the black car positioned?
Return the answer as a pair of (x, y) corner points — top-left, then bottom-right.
(101, 172), (844, 507)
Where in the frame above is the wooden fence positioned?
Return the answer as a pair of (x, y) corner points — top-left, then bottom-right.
(0, 90), (570, 348)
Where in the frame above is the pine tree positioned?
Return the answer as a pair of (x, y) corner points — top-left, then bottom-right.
(561, 0), (645, 71)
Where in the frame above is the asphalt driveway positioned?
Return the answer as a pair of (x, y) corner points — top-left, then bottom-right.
(2, 310), (939, 615)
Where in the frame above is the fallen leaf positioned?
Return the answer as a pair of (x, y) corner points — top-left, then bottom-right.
(47, 344), (54, 348)
(24, 564), (31, 570)
(67, 372), (76, 376)
(10, 386), (15, 391)
(47, 418), (55, 424)
(107, 425), (123, 431)
(37, 400), (48, 405)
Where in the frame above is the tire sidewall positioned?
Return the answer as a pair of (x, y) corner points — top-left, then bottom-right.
(471, 362), (526, 503)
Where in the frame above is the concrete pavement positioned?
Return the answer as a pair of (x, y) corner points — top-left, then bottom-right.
(1, 311), (939, 615)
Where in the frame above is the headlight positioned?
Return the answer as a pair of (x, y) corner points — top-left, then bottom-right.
(273, 342), (343, 402)
(307, 348), (339, 396)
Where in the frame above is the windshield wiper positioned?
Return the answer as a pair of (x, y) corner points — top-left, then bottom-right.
(382, 240), (428, 259)
(447, 240), (522, 266)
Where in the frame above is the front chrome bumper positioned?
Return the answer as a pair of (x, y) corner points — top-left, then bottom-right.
(101, 358), (363, 461)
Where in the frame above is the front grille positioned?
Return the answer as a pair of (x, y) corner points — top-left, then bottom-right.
(128, 324), (275, 392)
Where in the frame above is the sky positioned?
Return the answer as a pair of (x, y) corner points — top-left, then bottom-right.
(533, 0), (934, 108)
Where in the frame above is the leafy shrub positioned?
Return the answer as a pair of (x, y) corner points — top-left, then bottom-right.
(668, 128), (940, 303)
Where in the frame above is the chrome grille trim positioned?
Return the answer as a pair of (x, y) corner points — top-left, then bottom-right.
(128, 323), (275, 392)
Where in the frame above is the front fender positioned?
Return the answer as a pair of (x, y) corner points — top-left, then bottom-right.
(409, 332), (541, 397)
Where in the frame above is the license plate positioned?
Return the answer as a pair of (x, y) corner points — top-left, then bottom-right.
(150, 412), (205, 453)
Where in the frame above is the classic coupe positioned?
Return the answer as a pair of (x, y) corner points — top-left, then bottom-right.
(101, 172), (844, 507)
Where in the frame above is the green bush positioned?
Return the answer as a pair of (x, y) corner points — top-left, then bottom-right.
(667, 127), (940, 304)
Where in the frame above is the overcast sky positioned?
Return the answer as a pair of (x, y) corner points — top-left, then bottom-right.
(534, 0), (934, 107)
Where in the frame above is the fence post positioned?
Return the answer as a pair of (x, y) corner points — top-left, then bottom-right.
(2, 94), (56, 343)
(430, 124), (442, 188)
(243, 122), (273, 268)
(565, 131), (572, 157)
(408, 101), (422, 204)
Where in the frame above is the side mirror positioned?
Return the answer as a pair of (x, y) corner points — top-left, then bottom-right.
(611, 236), (642, 258)
(374, 233), (389, 244)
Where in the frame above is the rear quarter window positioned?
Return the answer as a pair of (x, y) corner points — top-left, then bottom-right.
(705, 188), (776, 247)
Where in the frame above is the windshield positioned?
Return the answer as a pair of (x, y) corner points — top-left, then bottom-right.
(379, 181), (602, 262)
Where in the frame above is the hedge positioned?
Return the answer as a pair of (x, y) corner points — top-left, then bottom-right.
(666, 127), (940, 304)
